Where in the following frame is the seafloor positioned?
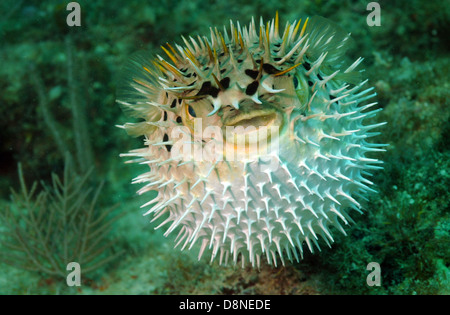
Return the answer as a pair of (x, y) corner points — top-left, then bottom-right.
(0, 0), (448, 294)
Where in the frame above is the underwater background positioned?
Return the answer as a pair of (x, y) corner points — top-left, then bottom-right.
(0, 0), (448, 294)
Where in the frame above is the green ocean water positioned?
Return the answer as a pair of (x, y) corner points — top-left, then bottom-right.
(0, 0), (448, 295)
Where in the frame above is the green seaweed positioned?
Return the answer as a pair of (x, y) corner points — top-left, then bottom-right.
(0, 157), (123, 279)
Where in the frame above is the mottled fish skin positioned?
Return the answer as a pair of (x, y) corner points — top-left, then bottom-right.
(117, 14), (386, 268)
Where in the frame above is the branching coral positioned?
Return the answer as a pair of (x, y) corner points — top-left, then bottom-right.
(0, 158), (122, 278)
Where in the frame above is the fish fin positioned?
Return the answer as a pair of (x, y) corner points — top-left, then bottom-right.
(116, 50), (164, 120)
(305, 16), (364, 84)
(304, 16), (353, 68)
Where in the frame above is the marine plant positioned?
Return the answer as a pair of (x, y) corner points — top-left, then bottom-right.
(0, 158), (122, 278)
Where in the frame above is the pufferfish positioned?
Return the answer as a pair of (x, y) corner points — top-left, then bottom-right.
(117, 14), (387, 268)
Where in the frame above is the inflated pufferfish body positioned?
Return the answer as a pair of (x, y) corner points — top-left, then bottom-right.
(118, 15), (386, 268)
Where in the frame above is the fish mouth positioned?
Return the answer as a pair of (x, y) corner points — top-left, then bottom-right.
(224, 110), (278, 129)
(222, 109), (283, 150)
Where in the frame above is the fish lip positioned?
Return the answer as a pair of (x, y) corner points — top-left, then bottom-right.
(223, 109), (278, 129)
(222, 109), (283, 150)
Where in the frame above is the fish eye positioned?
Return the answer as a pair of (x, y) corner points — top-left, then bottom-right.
(188, 105), (197, 117)
(293, 75), (299, 89)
